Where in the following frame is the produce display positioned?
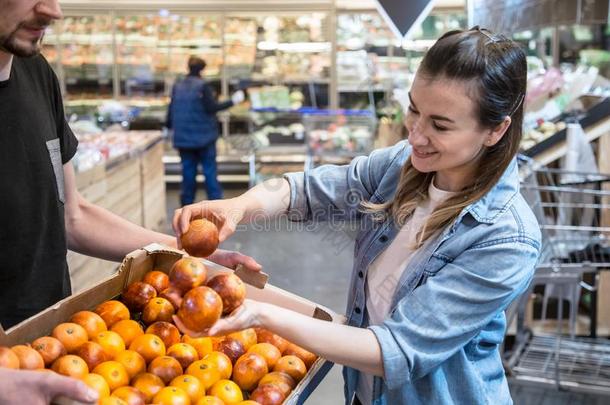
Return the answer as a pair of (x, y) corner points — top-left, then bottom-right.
(521, 120), (567, 151)
(0, 223), (318, 405)
(70, 129), (161, 173)
(305, 114), (375, 157)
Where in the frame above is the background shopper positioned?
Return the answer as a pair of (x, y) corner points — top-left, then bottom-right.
(167, 56), (245, 205)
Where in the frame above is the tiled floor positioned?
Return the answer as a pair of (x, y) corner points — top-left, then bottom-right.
(165, 186), (610, 404)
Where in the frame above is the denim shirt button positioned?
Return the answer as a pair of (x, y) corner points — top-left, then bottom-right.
(379, 235), (388, 243)
(358, 271), (364, 278)
(354, 307), (362, 314)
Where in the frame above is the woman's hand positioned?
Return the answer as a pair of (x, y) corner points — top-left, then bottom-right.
(173, 198), (244, 246)
(173, 299), (267, 338)
(206, 249), (262, 272)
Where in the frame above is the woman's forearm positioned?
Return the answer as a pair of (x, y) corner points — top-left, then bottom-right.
(258, 302), (384, 376)
(237, 178), (291, 223)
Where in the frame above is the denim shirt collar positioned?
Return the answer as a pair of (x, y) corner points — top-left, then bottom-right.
(464, 157), (520, 225)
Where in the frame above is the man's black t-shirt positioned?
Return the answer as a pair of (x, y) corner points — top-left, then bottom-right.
(0, 55), (78, 329)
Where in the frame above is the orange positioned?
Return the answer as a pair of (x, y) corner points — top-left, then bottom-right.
(51, 355), (88, 379)
(99, 398), (128, 405)
(110, 319), (144, 347)
(258, 371), (296, 397)
(232, 353), (268, 391)
(143, 270), (171, 294)
(210, 336), (225, 351)
(74, 341), (110, 371)
(82, 373), (110, 399)
(153, 386), (191, 405)
(238, 402), (260, 405)
(95, 300), (130, 328)
(142, 297), (175, 325)
(170, 374), (205, 403)
(114, 350), (146, 379)
(254, 328), (288, 354)
(52, 322), (88, 353)
(228, 329), (257, 351)
(93, 361), (130, 391)
(202, 351), (232, 379)
(283, 343), (318, 369)
(148, 355), (183, 385)
(182, 335), (213, 359)
(186, 359), (221, 391)
(146, 321), (181, 348)
(70, 310), (108, 339)
(110, 386), (146, 405)
(129, 333), (166, 363)
(247, 343), (281, 369)
(196, 397), (224, 405)
(131, 372), (165, 403)
(31, 336), (66, 367)
(273, 355), (307, 382)
(209, 379), (243, 404)
(11, 344), (44, 370)
(0, 346), (19, 369)
(93, 331), (126, 359)
(167, 343), (199, 369)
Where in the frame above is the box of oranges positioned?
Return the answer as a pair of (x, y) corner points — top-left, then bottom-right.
(0, 243), (344, 405)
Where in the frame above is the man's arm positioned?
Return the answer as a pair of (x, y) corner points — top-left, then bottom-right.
(63, 161), (175, 261)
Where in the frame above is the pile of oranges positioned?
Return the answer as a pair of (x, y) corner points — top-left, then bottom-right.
(0, 258), (318, 405)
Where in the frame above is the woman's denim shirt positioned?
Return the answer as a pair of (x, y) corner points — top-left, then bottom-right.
(283, 141), (541, 405)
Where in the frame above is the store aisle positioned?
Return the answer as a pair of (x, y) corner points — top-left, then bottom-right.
(165, 187), (609, 405)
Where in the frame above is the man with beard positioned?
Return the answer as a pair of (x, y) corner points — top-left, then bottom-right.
(0, 1), (260, 403)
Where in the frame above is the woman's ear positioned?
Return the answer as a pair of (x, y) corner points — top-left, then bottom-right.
(485, 116), (511, 147)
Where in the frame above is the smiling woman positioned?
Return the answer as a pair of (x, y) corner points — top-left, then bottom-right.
(363, 26), (527, 249)
(174, 26), (540, 405)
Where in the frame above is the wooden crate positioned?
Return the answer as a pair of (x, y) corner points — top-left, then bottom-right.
(140, 140), (167, 232)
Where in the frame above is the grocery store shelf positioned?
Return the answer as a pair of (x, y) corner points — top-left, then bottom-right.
(510, 334), (610, 396)
(525, 98), (610, 165)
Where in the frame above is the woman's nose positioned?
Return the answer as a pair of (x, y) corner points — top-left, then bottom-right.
(407, 120), (429, 146)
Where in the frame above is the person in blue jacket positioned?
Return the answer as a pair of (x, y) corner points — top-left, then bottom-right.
(173, 27), (541, 405)
(167, 56), (244, 205)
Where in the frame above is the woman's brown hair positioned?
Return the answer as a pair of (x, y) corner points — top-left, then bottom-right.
(363, 27), (527, 247)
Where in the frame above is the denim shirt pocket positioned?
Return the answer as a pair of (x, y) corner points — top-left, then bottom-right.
(46, 139), (65, 204)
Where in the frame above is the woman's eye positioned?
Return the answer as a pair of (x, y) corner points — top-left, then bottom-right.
(408, 105), (419, 114)
(433, 122), (448, 131)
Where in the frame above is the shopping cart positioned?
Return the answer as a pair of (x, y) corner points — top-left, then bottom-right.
(504, 156), (610, 395)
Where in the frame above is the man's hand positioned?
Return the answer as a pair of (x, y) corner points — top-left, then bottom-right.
(207, 249), (262, 272)
(0, 368), (98, 405)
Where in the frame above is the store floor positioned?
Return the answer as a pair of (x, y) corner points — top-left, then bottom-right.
(165, 186), (609, 405)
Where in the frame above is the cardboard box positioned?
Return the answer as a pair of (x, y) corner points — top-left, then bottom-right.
(0, 244), (343, 405)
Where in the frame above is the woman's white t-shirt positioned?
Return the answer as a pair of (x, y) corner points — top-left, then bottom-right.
(357, 179), (457, 404)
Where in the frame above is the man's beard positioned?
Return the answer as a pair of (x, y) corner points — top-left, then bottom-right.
(1, 32), (45, 57)
(0, 18), (50, 57)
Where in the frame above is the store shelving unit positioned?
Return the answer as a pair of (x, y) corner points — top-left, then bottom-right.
(48, 1), (467, 187)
